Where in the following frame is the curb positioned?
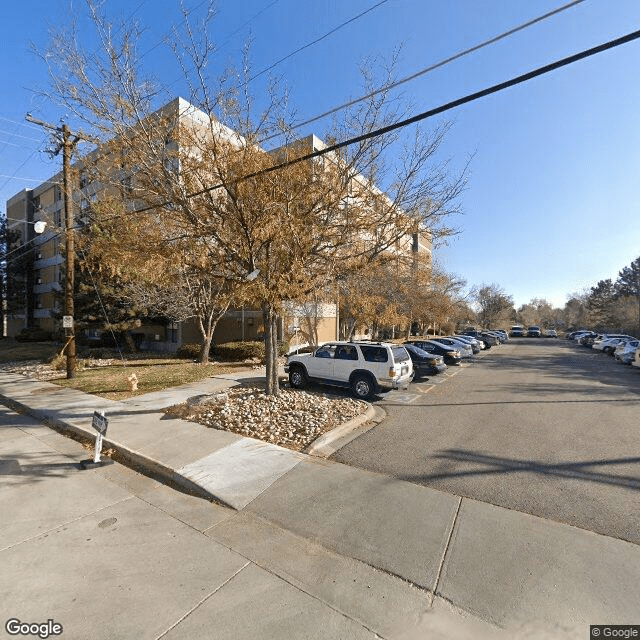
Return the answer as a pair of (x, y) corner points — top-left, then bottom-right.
(304, 404), (386, 458)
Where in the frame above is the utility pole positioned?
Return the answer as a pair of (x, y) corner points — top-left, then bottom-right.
(26, 114), (87, 379)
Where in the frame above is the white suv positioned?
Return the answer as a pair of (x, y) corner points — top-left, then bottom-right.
(285, 341), (413, 399)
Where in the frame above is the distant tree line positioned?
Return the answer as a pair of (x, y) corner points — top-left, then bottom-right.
(461, 255), (640, 337)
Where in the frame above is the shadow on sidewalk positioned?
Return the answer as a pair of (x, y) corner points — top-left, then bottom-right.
(1, 455), (82, 483)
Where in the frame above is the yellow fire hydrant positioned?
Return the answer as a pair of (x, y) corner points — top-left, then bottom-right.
(127, 373), (138, 392)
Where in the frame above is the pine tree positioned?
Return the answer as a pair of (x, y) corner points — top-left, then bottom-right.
(586, 279), (618, 331)
(616, 256), (640, 335)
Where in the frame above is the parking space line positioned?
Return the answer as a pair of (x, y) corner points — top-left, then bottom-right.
(387, 393), (420, 404)
(413, 384), (435, 394)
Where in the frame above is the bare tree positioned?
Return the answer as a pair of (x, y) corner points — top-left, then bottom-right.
(38, 0), (466, 394)
(475, 284), (514, 328)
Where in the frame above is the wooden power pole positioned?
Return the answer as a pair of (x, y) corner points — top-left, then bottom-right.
(26, 115), (87, 379)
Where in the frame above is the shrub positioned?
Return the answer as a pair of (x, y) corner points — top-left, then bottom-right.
(176, 343), (203, 359)
(15, 328), (53, 342)
(211, 341), (264, 361)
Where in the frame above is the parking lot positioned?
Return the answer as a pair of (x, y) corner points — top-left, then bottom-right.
(331, 338), (640, 544)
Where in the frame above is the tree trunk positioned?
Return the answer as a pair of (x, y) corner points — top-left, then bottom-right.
(198, 329), (214, 364)
(124, 331), (137, 353)
(263, 303), (280, 396)
(196, 309), (225, 364)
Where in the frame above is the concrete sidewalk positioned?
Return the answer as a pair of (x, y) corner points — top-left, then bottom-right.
(1, 370), (639, 637)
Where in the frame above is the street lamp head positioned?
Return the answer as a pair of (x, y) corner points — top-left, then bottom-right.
(34, 221), (47, 234)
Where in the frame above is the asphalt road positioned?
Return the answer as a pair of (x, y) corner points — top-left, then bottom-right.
(331, 338), (640, 544)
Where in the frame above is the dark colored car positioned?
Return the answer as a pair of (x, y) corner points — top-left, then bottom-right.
(527, 326), (542, 337)
(405, 340), (462, 365)
(452, 335), (481, 354)
(403, 343), (448, 378)
(460, 329), (488, 347)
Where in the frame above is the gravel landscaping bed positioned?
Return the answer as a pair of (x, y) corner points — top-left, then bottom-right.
(165, 386), (369, 451)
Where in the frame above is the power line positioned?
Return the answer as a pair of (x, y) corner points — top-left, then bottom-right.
(264, 0), (587, 141)
(247, 0), (390, 84)
(0, 115), (42, 131)
(142, 0), (280, 60)
(0, 175), (60, 185)
(0, 150), (38, 193)
(0, 129), (42, 142)
(135, 26), (640, 214)
(211, 0), (281, 54)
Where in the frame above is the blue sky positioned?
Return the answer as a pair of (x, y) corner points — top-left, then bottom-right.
(1, 0), (639, 308)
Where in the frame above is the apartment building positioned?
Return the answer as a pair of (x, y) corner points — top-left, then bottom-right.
(5, 175), (64, 337)
(4, 97), (429, 348)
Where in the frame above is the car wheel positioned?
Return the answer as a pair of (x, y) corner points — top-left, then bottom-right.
(351, 374), (375, 399)
(289, 365), (307, 389)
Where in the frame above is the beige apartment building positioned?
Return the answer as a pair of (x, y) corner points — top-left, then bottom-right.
(4, 97), (429, 349)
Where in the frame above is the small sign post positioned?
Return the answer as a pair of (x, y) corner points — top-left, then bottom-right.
(80, 411), (113, 469)
(62, 315), (74, 329)
(91, 411), (108, 462)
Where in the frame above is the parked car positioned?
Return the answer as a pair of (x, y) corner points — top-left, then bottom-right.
(285, 341), (413, 399)
(633, 345), (640, 369)
(478, 331), (500, 346)
(578, 332), (599, 347)
(510, 325), (525, 337)
(545, 329), (558, 338)
(597, 337), (631, 355)
(527, 326), (542, 337)
(489, 329), (509, 342)
(570, 330), (591, 341)
(405, 340), (462, 365)
(458, 332), (487, 349)
(428, 336), (474, 358)
(403, 343), (447, 379)
(614, 339), (639, 364)
(452, 335), (482, 354)
(592, 335), (634, 352)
